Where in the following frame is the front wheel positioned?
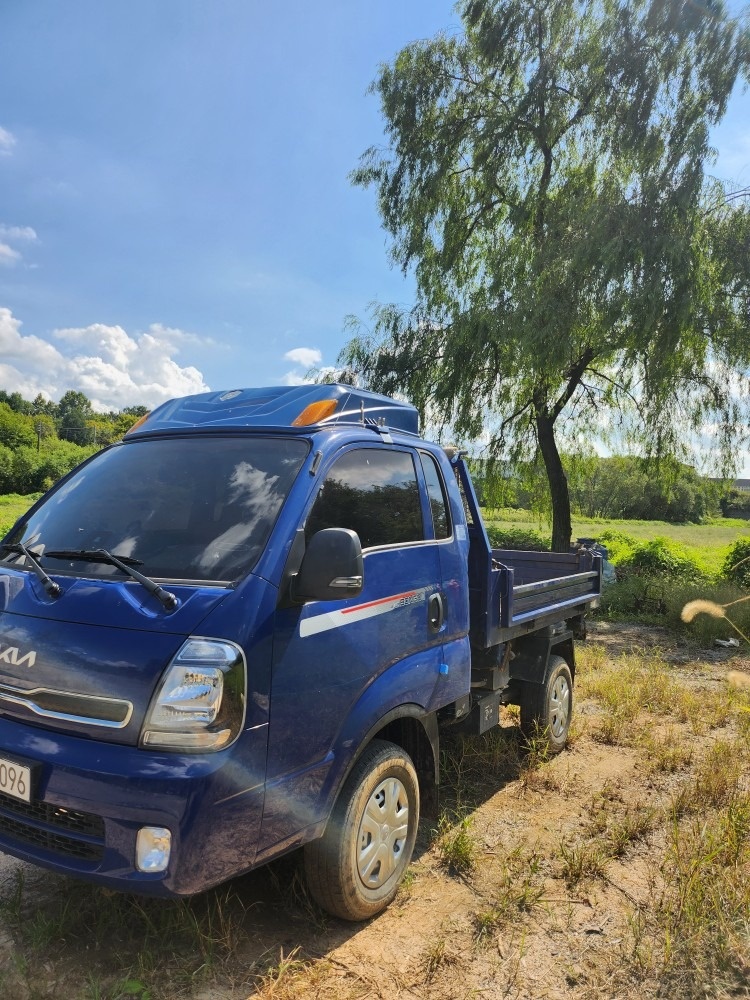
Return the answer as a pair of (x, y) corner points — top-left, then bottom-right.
(519, 655), (573, 754)
(304, 740), (419, 921)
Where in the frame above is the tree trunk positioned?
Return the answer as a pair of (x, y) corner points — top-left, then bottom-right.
(535, 407), (572, 553)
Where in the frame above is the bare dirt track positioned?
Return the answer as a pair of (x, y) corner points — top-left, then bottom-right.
(1, 621), (749, 1000)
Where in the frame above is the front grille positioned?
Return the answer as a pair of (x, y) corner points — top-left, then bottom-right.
(0, 791), (104, 862)
(0, 682), (132, 729)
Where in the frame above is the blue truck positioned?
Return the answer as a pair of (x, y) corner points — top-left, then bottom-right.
(0, 384), (601, 920)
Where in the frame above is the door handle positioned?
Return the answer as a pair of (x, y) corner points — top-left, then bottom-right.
(428, 592), (444, 633)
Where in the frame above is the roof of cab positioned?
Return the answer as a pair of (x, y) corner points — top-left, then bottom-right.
(125, 383), (420, 438)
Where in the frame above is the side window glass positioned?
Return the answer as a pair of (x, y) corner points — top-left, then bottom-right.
(307, 449), (423, 548)
(419, 453), (451, 539)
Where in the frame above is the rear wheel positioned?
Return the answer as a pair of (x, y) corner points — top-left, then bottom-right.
(519, 655), (573, 754)
(304, 740), (419, 921)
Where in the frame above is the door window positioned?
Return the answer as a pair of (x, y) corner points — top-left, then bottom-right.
(306, 448), (423, 548)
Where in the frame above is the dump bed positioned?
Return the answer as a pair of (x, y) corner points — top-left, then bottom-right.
(489, 548), (601, 640)
(451, 458), (602, 647)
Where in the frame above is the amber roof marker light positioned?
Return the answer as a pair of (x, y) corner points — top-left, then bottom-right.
(291, 399), (338, 427)
(124, 412), (150, 436)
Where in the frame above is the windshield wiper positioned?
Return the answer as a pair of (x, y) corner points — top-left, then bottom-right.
(45, 549), (144, 567)
(44, 548), (178, 612)
(1, 542), (62, 598)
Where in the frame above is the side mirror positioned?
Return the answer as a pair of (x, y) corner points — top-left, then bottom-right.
(292, 528), (364, 603)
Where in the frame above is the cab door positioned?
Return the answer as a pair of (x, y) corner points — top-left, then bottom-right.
(260, 444), (445, 853)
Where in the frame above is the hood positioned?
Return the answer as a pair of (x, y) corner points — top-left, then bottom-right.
(0, 565), (229, 632)
(0, 566), (232, 746)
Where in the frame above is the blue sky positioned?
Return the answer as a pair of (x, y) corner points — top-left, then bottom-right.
(0, 1), (748, 469)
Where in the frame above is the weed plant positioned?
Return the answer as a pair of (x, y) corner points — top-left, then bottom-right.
(434, 810), (478, 875)
(656, 769), (750, 993)
(601, 576), (750, 643)
(472, 844), (546, 942)
(0, 875), (248, 998)
(422, 937), (452, 981)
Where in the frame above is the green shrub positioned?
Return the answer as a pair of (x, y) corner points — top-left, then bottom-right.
(619, 537), (708, 582)
(595, 528), (638, 564)
(599, 576), (668, 620)
(485, 525), (550, 551)
(721, 537), (750, 589)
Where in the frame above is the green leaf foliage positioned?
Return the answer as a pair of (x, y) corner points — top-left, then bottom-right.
(0, 403), (37, 450)
(720, 488), (750, 518)
(722, 537), (750, 588)
(485, 524), (550, 551)
(344, 0), (750, 551)
(619, 536), (709, 581)
(568, 455), (719, 522)
(0, 389), (150, 494)
(595, 528), (638, 563)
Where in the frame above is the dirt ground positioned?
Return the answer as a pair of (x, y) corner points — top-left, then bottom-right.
(1, 621), (749, 1000)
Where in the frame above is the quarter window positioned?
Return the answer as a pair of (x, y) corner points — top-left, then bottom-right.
(419, 452), (451, 539)
(306, 449), (423, 548)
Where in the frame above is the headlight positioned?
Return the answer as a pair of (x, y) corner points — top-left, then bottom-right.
(140, 638), (246, 752)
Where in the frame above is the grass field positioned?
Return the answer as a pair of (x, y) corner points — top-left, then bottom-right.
(0, 493), (41, 537)
(482, 508), (750, 574)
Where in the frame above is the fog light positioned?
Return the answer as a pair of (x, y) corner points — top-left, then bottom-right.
(136, 826), (172, 873)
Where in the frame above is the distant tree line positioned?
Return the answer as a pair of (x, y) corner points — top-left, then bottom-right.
(472, 455), (732, 524)
(719, 487), (750, 519)
(0, 390), (148, 494)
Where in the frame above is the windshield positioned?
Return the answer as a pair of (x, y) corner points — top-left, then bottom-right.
(4, 436), (308, 583)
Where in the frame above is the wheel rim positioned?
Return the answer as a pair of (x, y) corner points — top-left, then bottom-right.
(356, 776), (410, 890)
(549, 673), (571, 739)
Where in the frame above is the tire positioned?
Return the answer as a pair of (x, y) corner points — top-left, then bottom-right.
(304, 739), (419, 921)
(519, 655), (573, 754)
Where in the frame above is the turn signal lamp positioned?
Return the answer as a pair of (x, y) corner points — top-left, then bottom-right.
(291, 399), (338, 426)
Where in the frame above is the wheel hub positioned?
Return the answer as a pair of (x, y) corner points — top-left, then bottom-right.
(356, 777), (409, 889)
(549, 673), (571, 738)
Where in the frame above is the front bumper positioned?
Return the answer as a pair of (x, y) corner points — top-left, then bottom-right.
(0, 716), (266, 896)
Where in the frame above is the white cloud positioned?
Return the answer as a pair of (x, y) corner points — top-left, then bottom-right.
(0, 225), (37, 242)
(281, 347), (324, 386)
(0, 243), (21, 265)
(0, 126), (16, 156)
(281, 370), (310, 386)
(0, 224), (38, 266)
(0, 307), (210, 410)
(284, 347), (322, 368)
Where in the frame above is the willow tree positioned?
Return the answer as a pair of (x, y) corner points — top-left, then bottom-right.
(343, 0), (750, 550)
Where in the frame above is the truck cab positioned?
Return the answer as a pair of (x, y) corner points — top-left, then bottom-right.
(0, 384), (600, 920)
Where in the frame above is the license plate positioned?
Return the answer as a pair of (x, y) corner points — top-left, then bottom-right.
(0, 755), (32, 803)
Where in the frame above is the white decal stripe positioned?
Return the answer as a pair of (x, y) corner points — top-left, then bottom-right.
(299, 589), (427, 638)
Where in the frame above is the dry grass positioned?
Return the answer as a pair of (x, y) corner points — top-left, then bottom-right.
(1, 630), (749, 1000)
